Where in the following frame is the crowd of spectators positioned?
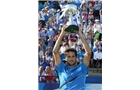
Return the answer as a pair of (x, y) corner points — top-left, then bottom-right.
(38, 0), (102, 83)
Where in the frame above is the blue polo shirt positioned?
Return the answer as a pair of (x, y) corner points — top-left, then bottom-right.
(56, 62), (88, 90)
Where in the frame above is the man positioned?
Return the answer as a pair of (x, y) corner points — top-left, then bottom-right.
(53, 25), (91, 89)
(47, 28), (55, 37)
(47, 35), (55, 47)
(93, 1), (102, 19)
(93, 19), (102, 34)
(38, 66), (45, 82)
(45, 51), (52, 65)
(59, 42), (68, 61)
(93, 48), (102, 68)
(39, 56), (48, 70)
(39, 9), (45, 27)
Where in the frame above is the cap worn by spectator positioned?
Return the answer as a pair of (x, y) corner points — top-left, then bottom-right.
(45, 6), (49, 9)
(82, 20), (85, 23)
(95, 19), (99, 22)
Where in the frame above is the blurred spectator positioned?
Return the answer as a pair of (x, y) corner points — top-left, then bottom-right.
(47, 35), (55, 47)
(80, 0), (88, 16)
(88, 13), (94, 22)
(93, 31), (101, 41)
(39, 42), (44, 59)
(38, 66), (45, 82)
(39, 9), (46, 27)
(44, 1), (49, 7)
(45, 22), (49, 29)
(87, 21), (94, 33)
(86, 28), (93, 45)
(50, 57), (58, 76)
(93, 19), (102, 34)
(77, 35), (82, 46)
(54, 30), (61, 41)
(52, 22), (57, 31)
(77, 47), (85, 62)
(60, 42), (68, 61)
(62, 36), (69, 46)
(45, 6), (54, 26)
(93, 1), (102, 19)
(60, 42), (69, 54)
(93, 38), (102, 52)
(45, 51), (52, 65)
(99, 7), (102, 24)
(39, 56), (48, 69)
(48, 46), (53, 56)
(52, 1), (61, 10)
(44, 66), (56, 83)
(68, 33), (77, 47)
(38, 23), (43, 31)
(47, 28), (55, 37)
(71, 42), (79, 52)
(58, 23), (63, 30)
(81, 20), (87, 36)
(93, 48), (102, 68)
(82, 13), (88, 21)
(42, 29), (48, 41)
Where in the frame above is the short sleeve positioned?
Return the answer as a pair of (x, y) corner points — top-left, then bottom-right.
(80, 62), (88, 74)
(56, 61), (65, 72)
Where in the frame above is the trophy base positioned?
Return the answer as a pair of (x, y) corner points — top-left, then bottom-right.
(65, 25), (79, 33)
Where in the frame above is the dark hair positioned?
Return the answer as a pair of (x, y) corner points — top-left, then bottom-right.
(64, 48), (77, 57)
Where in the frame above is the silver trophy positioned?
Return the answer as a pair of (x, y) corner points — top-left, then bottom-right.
(59, 4), (80, 33)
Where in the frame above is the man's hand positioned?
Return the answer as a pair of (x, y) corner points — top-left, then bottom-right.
(61, 25), (68, 34)
(77, 26), (92, 67)
(53, 24), (69, 66)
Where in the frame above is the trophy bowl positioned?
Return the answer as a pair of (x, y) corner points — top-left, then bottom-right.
(59, 4), (79, 33)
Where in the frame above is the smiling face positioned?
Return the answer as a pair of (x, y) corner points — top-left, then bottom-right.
(65, 48), (77, 66)
(66, 52), (77, 66)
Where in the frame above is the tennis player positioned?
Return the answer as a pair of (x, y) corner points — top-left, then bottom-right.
(53, 25), (92, 90)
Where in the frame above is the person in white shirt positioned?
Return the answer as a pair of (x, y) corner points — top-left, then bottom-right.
(42, 29), (48, 41)
(93, 38), (102, 52)
(39, 9), (45, 27)
(71, 42), (79, 52)
(60, 42), (69, 54)
(81, 20), (87, 36)
(38, 66), (45, 82)
(49, 57), (58, 77)
(45, 51), (52, 65)
(80, 0), (88, 16)
(94, 48), (102, 68)
(93, 19), (102, 34)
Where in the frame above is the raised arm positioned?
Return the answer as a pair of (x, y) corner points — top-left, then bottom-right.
(53, 25), (67, 66)
(78, 28), (92, 67)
